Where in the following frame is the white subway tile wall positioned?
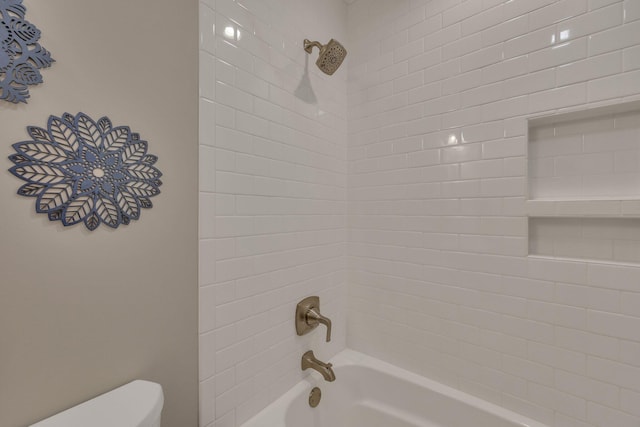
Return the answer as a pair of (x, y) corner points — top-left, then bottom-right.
(198, 0), (348, 425)
(348, 1), (640, 427)
(199, 0), (640, 426)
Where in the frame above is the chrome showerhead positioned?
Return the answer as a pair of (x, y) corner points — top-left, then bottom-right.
(303, 38), (347, 76)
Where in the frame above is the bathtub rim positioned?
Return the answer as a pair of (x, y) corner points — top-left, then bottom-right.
(240, 348), (550, 427)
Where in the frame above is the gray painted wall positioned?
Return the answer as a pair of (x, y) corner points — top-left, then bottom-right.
(0, 1), (199, 426)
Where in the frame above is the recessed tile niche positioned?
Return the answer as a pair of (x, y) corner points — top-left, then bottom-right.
(527, 100), (640, 263)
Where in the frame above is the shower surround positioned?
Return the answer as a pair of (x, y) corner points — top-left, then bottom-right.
(199, 0), (640, 426)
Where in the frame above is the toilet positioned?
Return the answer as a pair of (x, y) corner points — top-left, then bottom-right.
(29, 380), (164, 427)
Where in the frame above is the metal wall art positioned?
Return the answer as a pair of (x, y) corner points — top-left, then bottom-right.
(8, 113), (163, 230)
(1, 0), (54, 103)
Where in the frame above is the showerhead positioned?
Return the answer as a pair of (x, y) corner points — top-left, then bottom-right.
(303, 38), (347, 76)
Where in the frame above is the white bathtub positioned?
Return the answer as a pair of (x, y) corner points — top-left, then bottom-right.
(241, 349), (548, 427)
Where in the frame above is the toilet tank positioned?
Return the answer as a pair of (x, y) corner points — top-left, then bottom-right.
(29, 380), (163, 427)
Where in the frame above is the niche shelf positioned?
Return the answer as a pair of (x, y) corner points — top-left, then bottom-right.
(527, 199), (640, 218)
(527, 100), (640, 263)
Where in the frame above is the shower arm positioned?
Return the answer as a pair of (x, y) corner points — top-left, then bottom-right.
(304, 39), (324, 54)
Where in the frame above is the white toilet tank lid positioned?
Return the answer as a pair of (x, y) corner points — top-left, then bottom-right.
(29, 380), (163, 427)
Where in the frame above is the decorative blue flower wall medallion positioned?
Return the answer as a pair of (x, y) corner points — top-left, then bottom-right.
(8, 113), (163, 230)
(1, 0), (54, 103)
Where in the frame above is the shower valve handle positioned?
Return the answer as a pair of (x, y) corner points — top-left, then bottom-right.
(295, 296), (332, 342)
(306, 308), (332, 342)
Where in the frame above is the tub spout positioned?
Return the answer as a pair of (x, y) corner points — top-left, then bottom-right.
(301, 350), (336, 382)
